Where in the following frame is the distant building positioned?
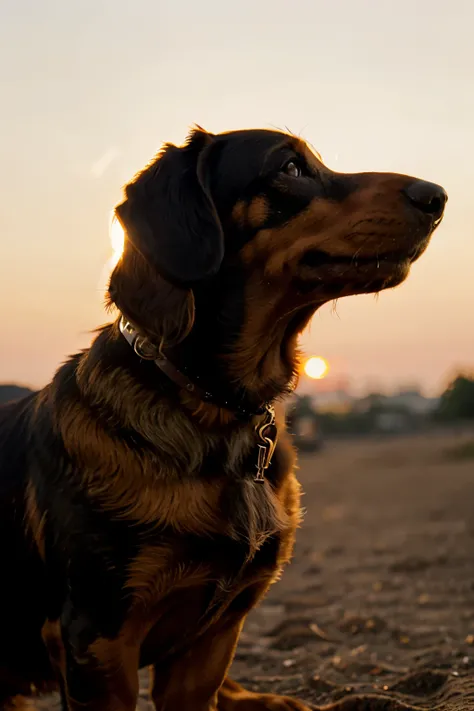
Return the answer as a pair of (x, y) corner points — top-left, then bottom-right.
(387, 389), (439, 414)
(355, 388), (439, 416)
(353, 388), (439, 434)
(295, 374), (354, 413)
(290, 377), (440, 433)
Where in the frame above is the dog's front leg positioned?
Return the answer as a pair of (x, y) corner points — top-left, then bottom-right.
(151, 615), (245, 711)
(151, 577), (309, 711)
(43, 608), (140, 711)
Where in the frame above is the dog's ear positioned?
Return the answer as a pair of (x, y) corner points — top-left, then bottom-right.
(108, 128), (222, 348)
(108, 251), (195, 349)
(115, 127), (223, 286)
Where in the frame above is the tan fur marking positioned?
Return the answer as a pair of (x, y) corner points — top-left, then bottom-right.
(240, 198), (342, 269)
(56, 397), (227, 532)
(231, 200), (246, 226)
(242, 172), (414, 278)
(152, 619), (245, 711)
(77, 631), (140, 710)
(126, 549), (212, 611)
(125, 546), (172, 606)
(220, 271), (307, 395)
(88, 630), (138, 670)
(247, 196), (269, 228)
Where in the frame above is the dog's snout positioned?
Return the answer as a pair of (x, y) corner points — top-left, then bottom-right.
(402, 180), (447, 220)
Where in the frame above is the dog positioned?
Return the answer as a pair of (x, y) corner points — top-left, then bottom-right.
(0, 126), (447, 710)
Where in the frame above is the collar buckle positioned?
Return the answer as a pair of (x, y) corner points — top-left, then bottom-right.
(119, 317), (161, 360)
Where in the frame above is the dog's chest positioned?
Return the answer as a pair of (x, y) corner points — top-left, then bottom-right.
(131, 468), (286, 604)
(136, 526), (283, 665)
(129, 467), (288, 651)
(126, 431), (295, 661)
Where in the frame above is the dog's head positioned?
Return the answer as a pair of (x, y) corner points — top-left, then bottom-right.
(109, 127), (446, 402)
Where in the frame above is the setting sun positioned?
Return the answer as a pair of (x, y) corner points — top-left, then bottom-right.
(304, 356), (329, 380)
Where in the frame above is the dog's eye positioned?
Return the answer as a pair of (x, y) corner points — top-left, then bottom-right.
(283, 161), (301, 178)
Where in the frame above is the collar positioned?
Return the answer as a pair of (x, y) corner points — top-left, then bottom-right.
(118, 316), (272, 421)
(119, 315), (279, 482)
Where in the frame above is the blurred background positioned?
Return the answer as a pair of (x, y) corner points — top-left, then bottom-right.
(0, 0), (473, 423)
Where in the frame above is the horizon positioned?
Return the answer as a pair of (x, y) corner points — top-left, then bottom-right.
(1, 0), (473, 395)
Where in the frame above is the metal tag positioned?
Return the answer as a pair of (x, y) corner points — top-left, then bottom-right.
(254, 405), (278, 483)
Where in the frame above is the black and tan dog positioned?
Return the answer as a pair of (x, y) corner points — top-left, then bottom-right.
(0, 127), (447, 710)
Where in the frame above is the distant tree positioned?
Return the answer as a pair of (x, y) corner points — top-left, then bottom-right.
(436, 375), (474, 421)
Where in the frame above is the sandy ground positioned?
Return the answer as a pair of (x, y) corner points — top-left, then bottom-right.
(36, 428), (474, 710)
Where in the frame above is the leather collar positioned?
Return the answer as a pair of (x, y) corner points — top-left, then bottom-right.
(118, 316), (271, 421)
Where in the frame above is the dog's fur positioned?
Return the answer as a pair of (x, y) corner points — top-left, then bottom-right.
(0, 127), (446, 710)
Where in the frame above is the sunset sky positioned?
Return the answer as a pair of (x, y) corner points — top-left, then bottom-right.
(1, 0), (473, 395)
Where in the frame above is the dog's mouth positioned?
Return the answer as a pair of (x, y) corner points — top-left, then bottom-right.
(294, 238), (431, 298)
(298, 244), (426, 272)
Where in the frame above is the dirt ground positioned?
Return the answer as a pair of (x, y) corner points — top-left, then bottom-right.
(37, 428), (474, 710)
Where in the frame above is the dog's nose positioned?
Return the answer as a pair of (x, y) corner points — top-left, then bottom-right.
(403, 180), (447, 220)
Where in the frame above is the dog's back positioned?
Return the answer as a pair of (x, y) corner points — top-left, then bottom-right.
(0, 394), (35, 493)
(0, 395), (55, 701)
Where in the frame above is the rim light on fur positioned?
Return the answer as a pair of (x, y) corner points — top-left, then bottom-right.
(109, 213), (125, 269)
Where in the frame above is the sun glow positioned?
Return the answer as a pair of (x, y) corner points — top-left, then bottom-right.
(109, 214), (125, 269)
(304, 356), (329, 380)
(97, 214), (126, 298)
